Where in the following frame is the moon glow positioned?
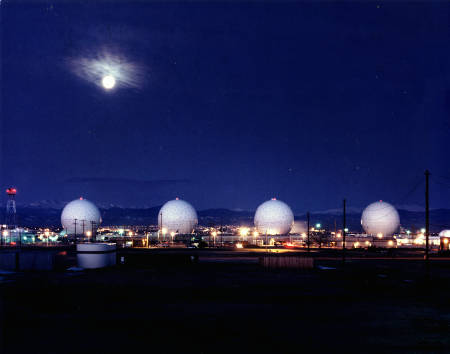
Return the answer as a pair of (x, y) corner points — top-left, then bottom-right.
(102, 75), (115, 89)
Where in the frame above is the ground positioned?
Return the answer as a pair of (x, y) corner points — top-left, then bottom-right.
(1, 248), (450, 354)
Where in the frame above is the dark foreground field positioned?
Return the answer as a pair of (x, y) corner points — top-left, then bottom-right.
(1, 250), (450, 354)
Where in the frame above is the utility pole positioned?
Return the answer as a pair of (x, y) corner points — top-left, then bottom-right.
(307, 212), (310, 254)
(208, 220), (212, 248)
(18, 217), (21, 249)
(335, 219), (337, 248)
(73, 219), (78, 244)
(265, 230), (268, 252)
(343, 199), (346, 268)
(160, 212), (163, 243)
(426, 170), (430, 280)
(90, 221), (96, 243)
(81, 220), (86, 243)
(146, 222), (149, 249)
(220, 219), (223, 248)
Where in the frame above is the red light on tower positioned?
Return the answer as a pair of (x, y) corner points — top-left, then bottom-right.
(6, 188), (17, 229)
(272, 198), (276, 200)
(80, 197), (83, 200)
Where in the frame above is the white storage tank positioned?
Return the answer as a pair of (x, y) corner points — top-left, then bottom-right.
(254, 198), (294, 235)
(61, 198), (102, 235)
(361, 201), (400, 236)
(158, 198), (198, 234)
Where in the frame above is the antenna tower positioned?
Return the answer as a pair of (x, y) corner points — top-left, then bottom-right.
(6, 188), (17, 230)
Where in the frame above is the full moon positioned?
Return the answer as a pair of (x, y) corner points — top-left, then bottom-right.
(102, 75), (115, 89)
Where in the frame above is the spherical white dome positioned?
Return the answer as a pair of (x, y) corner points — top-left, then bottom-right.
(438, 230), (450, 237)
(361, 201), (400, 236)
(158, 199), (198, 234)
(254, 199), (294, 235)
(61, 199), (102, 235)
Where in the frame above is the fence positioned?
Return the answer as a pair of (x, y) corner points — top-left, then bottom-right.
(259, 256), (313, 269)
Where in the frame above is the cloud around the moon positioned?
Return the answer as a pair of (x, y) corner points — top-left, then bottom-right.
(67, 46), (148, 90)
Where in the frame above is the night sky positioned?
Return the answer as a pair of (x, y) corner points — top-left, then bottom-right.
(2, 1), (450, 214)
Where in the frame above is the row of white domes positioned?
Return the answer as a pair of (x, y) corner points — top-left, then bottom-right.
(61, 198), (401, 236)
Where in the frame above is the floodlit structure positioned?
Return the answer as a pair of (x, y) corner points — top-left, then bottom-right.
(361, 201), (400, 236)
(61, 198), (102, 236)
(254, 198), (294, 235)
(291, 220), (307, 234)
(158, 198), (198, 234)
(438, 230), (450, 238)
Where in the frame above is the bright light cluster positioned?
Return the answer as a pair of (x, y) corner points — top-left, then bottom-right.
(361, 201), (400, 236)
(254, 199), (294, 235)
(61, 199), (102, 235)
(158, 199), (198, 234)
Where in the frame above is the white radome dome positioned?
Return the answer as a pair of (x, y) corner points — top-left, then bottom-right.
(254, 199), (294, 235)
(158, 199), (198, 234)
(61, 198), (102, 235)
(438, 230), (450, 237)
(361, 201), (400, 236)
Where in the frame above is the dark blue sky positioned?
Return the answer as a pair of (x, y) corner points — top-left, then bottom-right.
(2, 1), (450, 213)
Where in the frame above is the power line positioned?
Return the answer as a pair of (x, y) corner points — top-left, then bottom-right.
(430, 223), (450, 229)
(430, 173), (450, 179)
(358, 175), (425, 222)
(394, 174), (425, 207)
(429, 176), (450, 189)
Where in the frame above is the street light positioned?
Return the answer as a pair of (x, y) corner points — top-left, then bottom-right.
(171, 232), (175, 246)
